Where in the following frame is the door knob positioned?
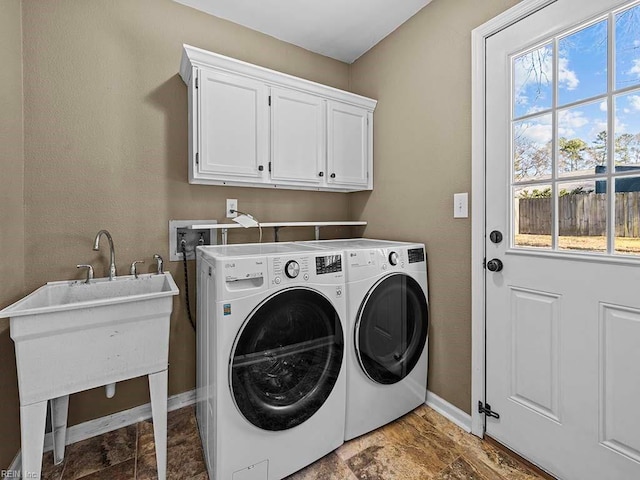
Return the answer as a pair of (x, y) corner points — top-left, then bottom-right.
(486, 259), (503, 272)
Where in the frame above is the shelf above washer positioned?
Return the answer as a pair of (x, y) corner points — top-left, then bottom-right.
(188, 221), (367, 244)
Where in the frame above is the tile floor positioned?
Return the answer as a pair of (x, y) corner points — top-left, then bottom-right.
(38, 404), (547, 480)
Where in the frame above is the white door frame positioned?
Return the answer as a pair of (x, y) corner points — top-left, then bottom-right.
(470, 0), (558, 437)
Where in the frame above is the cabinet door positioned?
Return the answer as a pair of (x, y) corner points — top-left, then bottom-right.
(327, 101), (371, 189)
(197, 69), (268, 182)
(270, 88), (325, 185)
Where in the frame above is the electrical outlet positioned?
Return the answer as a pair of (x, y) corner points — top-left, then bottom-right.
(227, 199), (238, 218)
(169, 220), (218, 261)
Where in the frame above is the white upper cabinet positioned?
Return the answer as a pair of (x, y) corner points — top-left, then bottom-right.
(270, 87), (325, 185)
(198, 70), (269, 182)
(180, 45), (377, 192)
(327, 101), (371, 189)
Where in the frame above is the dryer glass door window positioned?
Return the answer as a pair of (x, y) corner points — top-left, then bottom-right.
(230, 288), (344, 431)
(356, 274), (428, 385)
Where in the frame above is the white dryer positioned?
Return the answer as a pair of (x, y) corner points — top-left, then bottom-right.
(298, 238), (429, 440)
(195, 242), (347, 480)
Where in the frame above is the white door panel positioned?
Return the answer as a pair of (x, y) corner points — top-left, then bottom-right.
(270, 88), (325, 184)
(485, 0), (640, 478)
(198, 70), (268, 180)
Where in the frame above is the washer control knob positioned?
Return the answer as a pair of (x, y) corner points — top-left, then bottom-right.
(285, 260), (300, 278)
(303, 273), (309, 281)
(274, 277), (281, 284)
(389, 251), (399, 266)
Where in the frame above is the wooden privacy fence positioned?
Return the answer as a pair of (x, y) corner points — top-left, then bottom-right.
(518, 192), (640, 237)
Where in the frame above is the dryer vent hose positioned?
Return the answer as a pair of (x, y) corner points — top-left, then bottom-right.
(181, 240), (196, 331)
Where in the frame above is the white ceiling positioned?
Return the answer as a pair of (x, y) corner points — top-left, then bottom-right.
(174, 0), (433, 64)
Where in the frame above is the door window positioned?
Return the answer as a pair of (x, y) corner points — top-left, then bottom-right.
(356, 274), (428, 385)
(230, 289), (343, 431)
(511, 3), (640, 256)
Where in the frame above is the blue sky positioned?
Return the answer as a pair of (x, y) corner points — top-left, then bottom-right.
(513, 3), (640, 176)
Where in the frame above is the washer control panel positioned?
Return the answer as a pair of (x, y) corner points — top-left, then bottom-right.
(316, 254), (342, 275)
(408, 247), (425, 263)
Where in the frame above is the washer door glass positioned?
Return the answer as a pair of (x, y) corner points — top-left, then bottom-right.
(356, 274), (428, 385)
(230, 288), (344, 431)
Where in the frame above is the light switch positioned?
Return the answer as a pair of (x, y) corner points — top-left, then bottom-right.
(454, 192), (469, 218)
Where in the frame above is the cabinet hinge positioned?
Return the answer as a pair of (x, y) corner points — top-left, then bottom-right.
(478, 401), (500, 419)
(268, 95), (271, 106)
(195, 77), (198, 89)
(195, 152), (199, 165)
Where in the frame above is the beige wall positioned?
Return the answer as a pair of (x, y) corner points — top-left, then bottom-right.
(0, 0), (25, 468)
(349, 0), (520, 414)
(18, 0), (352, 429)
(1, 0), (523, 464)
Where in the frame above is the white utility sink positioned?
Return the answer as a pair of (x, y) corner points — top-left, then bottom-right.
(4, 273), (176, 314)
(0, 272), (179, 480)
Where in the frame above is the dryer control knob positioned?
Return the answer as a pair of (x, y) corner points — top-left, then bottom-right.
(389, 251), (399, 266)
(285, 260), (300, 278)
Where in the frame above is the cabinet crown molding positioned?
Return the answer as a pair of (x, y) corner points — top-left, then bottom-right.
(180, 44), (377, 111)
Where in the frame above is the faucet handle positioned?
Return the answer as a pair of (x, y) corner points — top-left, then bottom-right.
(130, 260), (145, 278)
(153, 254), (164, 274)
(76, 264), (94, 283)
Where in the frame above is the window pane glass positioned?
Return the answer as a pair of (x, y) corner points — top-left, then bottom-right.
(514, 184), (552, 249)
(514, 43), (553, 118)
(557, 180), (607, 252)
(616, 4), (640, 90)
(513, 114), (552, 181)
(614, 176), (640, 255)
(558, 20), (608, 106)
(614, 91), (640, 167)
(558, 101), (608, 176)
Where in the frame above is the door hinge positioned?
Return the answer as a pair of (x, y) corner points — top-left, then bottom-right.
(195, 152), (199, 165)
(483, 257), (486, 269)
(478, 401), (500, 419)
(268, 95), (271, 106)
(195, 76), (198, 89)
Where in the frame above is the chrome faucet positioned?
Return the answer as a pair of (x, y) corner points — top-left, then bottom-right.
(93, 230), (117, 280)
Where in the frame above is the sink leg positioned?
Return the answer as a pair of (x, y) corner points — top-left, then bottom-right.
(20, 400), (47, 480)
(149, 370), (168, 480)
(51, 395), (70, 465)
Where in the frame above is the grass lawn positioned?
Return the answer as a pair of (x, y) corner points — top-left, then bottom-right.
(515, 234), (640, 254)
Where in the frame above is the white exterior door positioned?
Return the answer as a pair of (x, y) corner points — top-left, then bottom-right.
(198, 69), (269, 181)
(270, 87), (325, 185)
(485, 1), (640, 479)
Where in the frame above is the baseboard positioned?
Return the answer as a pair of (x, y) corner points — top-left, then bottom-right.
(425, 390), (472, 433)
(6, 389), (196, 474)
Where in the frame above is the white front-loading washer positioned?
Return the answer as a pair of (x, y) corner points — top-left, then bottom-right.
(195, 242), (347, 480)
(298, 238), (429, 440)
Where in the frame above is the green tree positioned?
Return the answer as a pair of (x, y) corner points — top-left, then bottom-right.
(590, 130), (607, 165)
(559, 137), (588, 172)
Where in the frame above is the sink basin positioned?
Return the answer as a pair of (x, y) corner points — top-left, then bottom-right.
(1, 273), (178, 317)
(0, 273), (179, 405)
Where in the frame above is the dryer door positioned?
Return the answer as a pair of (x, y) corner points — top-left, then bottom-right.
(355, 274), (428, 385)
(230, 288), (344, 431)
